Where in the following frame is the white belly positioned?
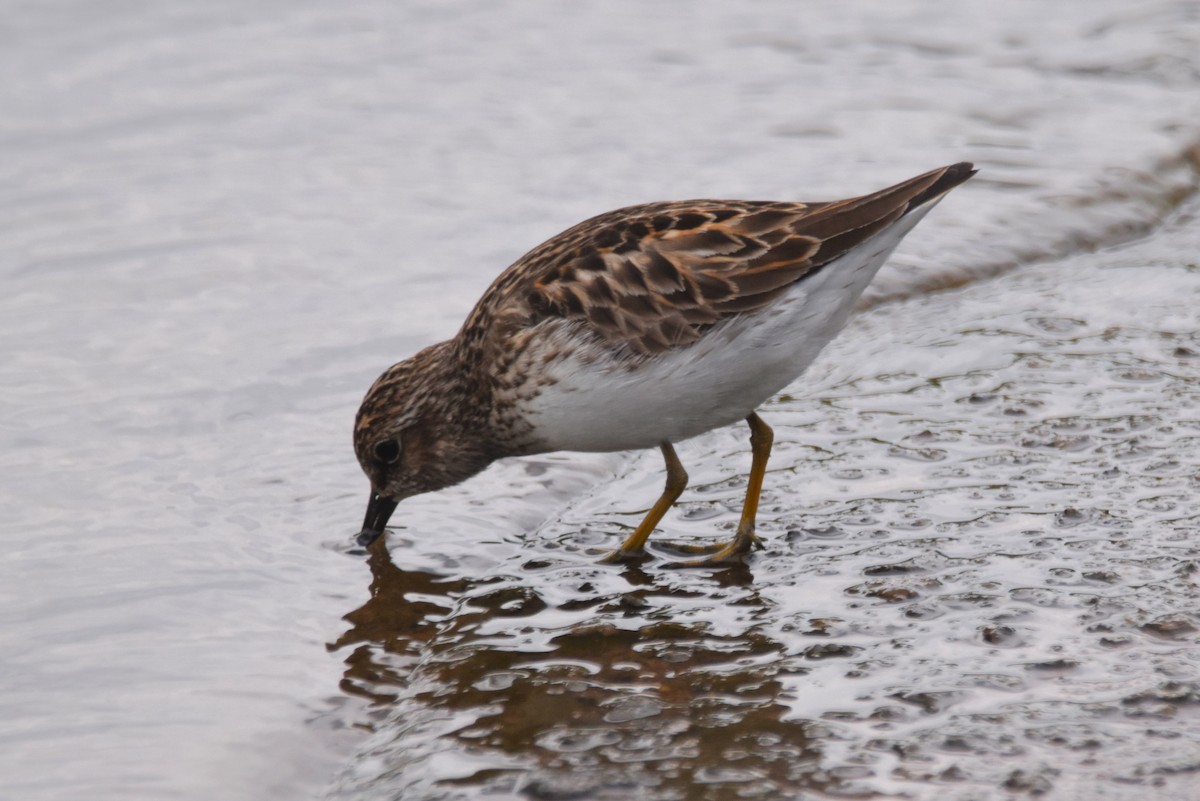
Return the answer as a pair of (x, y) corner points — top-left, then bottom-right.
(520, 205), (934, 453)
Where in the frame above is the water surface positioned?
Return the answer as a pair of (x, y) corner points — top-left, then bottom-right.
(1, 1), (1199, 800)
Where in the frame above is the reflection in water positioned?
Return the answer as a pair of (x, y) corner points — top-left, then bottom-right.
(331, 545), (469, 710)
(331, 546), (845, 799)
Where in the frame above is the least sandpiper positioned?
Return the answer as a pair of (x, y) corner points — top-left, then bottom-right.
(354, 163), (975, 565)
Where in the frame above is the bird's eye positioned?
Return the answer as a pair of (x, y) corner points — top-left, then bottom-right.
(374, 439), (401, 465)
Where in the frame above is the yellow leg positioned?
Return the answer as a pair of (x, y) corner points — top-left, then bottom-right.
(670, 413), (773, 567)
(600, 442), (688, 563)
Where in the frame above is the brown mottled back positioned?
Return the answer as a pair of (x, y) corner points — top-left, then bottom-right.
(457, 163), (974, 361)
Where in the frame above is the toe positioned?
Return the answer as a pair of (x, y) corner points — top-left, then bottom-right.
(597, 548), (650, 565)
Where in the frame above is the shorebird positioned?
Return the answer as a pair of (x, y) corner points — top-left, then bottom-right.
(354, 162), (975, 565)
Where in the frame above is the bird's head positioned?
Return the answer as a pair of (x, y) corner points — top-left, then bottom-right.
(352, 341), (495, 546)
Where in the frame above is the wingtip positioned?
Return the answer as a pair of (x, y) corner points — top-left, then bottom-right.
(944, 161), (978, 181)
(909, 161), (977, 208)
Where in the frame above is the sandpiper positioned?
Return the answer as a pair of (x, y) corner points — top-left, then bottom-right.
(354, 163), (975, 565)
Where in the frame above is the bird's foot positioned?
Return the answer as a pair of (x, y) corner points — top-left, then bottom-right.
(596, 547), (653, 566)
(654, 539), (727, 556)
(661, 526), (763, 568)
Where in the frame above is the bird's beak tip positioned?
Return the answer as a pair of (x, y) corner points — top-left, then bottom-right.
(357, 492), (399, 549)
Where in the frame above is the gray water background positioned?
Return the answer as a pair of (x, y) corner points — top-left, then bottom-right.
(2, 1), (1199, 799)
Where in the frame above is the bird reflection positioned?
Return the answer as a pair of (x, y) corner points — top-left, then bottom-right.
(328, 540), (469, 707)
(327, 538), (839, 797)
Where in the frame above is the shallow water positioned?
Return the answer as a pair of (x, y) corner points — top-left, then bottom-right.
(2, 1), (1200, 800)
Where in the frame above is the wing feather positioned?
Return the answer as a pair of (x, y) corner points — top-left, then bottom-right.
(463, 163), (975, 360)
